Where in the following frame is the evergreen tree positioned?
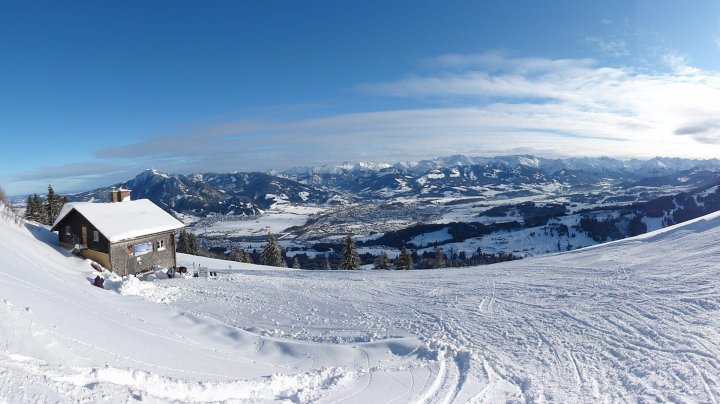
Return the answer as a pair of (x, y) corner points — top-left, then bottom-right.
(30, 194), (48, 224)
(339, 235), (361, 270)
(177, 231), (190, 253)
(24, 195), (33, 220)
(37, 194), (48, 225)
(260, 233), (286, 267)
(396, 246), (413, 270)
(291, 256), (301, 269)
(433, 247), (447, 269)
(187, 232), (201, 255)
(59, 195), (69, 210)
(374, 250), (391, 270)
(177, 230), (200, 255)
(229, 246), (247, 262)
(243, 250), (254, 264)
(45, 184), (64, 225)
(25, 194), (40, 222)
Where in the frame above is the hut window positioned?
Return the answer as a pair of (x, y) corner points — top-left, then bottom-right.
(65, 225), (71, 235)
(156, 239), (166, 251)
(93, 230), (99, 242)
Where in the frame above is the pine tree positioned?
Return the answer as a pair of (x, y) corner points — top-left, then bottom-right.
(177, 230), (200, 255)
(59, 195), (69, 210)
(37, 194), (48, 225)
(243, 250), (254, 264)
(45, 185), (62, 225)
(396, 246), (413, 270)
(30, 194), (48, 224)
(291, 257), (301, 269)
(374, 250), (390, 270)
(24, 195), (38, 222)
(229, 246), (247, 262)
(260, 233), (286, 267)
(433, 247), (447, 269)
(339, 235), (361, 270)
(187, 232), (201, 255)
(177, 231), (189, 253)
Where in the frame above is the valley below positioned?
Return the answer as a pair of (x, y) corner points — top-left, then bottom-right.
(103, 155), (720, 268)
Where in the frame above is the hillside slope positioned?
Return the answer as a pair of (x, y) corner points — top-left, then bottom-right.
(1, 203), (719, 402)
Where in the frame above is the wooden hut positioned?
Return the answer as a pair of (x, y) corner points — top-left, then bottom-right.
(51, 190), (184, 275)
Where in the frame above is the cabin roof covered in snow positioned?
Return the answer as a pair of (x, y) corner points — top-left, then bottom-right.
(51, 199), (184, 243)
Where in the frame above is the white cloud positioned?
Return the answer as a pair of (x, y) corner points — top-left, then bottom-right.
(360, 53), (720, 147)
(662, 51), (701, 75)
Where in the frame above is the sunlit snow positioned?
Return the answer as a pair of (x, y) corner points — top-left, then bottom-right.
(1, 203), (719, 402)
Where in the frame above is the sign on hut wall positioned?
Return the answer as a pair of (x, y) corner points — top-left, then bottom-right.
(133, 242), (153, 257)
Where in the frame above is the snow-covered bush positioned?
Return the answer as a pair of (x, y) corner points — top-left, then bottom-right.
(0, 186), (21, 225)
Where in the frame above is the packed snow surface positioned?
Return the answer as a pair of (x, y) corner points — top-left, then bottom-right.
(1, 207), (720, 402)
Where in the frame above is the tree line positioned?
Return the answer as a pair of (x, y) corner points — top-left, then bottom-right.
(24, 185), (69, 225)
(177, 231), (520, 270)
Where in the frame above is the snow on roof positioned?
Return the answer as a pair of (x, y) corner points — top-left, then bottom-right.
(52, 199), (184, 243)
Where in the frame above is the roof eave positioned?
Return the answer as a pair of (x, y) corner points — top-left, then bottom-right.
(50, 207), (76, 232)
(108, 226), (184, 244)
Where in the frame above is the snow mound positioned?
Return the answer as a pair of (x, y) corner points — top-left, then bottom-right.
(100, 272), (181, 304)
(56, 365), (355, 402)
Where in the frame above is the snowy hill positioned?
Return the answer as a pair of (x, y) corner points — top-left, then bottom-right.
(1, 201), (720, 402)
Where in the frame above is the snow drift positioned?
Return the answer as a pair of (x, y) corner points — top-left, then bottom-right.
(1, 200), (719, 402)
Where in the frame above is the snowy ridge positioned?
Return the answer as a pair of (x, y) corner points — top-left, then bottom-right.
(1, 203), (720, 401)
(285, 154), (720, 178)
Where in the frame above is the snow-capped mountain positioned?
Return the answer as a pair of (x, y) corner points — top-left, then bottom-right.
(287, 154), (720, 180)
(282, 155), (720, 198)
(71, 169), (341, 216)
(69, 155), (720, 223)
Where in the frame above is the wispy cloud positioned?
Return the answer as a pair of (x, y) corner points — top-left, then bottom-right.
(674, 119), (720, 144)
(360, 52), (720, 145)
(583, 36), (629, 58)
(2, 162), (136, 196)
(662, 51), (701, 75)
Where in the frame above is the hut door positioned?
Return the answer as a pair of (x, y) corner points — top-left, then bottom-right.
(81, 226), (87, 245)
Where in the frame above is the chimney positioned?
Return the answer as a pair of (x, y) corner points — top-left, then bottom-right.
(110, 187), (132, 203)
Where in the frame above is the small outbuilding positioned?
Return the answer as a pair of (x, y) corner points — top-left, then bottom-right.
(51, 189), (185, 276)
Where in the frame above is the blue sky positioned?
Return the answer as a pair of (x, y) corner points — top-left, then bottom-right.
(2, 1), (720, 195)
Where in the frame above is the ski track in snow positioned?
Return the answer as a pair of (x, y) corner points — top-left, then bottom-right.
(2, 209), (720, 402)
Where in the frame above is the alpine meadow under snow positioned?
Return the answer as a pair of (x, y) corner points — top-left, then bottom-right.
(1, 195), (720, 402)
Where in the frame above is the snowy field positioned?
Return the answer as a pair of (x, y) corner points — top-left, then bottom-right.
(191, 205), (325, 238)
(1, 203), (720, 402)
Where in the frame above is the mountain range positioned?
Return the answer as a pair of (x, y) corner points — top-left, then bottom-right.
(71, 155), (720, 218)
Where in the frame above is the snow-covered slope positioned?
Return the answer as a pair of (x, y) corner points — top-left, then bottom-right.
(1, 202), (720, 402)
